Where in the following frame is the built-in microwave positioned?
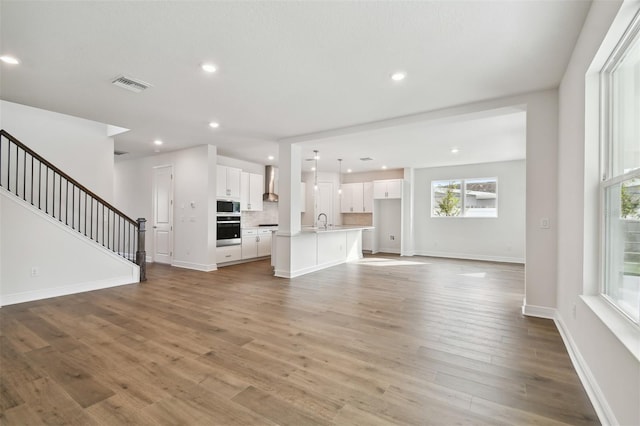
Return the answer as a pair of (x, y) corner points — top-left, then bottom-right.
(217, 200), (240, 215)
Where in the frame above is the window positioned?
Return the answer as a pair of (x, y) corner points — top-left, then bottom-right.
(432, 180), (461, 216)
(431, 178), (497, 218)
(464, 178), (498, 217)
(601, 18), (640, 323)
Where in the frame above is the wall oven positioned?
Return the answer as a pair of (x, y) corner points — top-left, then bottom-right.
(216, 215), (241, 247)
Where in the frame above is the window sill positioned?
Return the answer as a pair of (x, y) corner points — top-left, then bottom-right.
(581, 295), (640, 362)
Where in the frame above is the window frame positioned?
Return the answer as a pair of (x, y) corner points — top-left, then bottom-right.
(599, 11), (640, 325)
(430, 177), (498, 218)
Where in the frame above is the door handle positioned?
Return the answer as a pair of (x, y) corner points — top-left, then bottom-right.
(153, 226), (158, 229)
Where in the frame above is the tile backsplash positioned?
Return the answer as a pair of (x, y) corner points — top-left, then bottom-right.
(242, 201), (279, 227)
(341, 213), (373, 226)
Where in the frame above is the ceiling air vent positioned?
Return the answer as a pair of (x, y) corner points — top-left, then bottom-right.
(114, 150), (128, 156)
(111, 75), (152, 93)
(360, 157), (373, 161)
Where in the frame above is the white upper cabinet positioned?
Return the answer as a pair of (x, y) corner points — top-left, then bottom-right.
(341, 183), (365, 213)
(363, 181), (373, 212)
(240, 172), (264, 211)
(340, 182), (374, 213)
(373, 179), (402, 199)
(217, 165), (241, 199)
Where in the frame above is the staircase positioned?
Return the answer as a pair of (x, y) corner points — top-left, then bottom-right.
(0, 129), (146, 281)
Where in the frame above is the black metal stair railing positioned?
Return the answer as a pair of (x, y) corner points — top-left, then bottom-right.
(0, 129), (146, 280)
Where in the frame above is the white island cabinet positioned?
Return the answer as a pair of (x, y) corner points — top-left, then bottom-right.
(271, 225), (373, 278)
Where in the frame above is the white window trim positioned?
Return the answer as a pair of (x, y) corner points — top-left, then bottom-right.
(430, 177), (498, 218)
(598, 10), (640, 326)
(582, 2), (640, 363)
(580, 295), (640, 362)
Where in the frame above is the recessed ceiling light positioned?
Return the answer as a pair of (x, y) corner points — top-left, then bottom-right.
(347, 169), (352, 173)
(209, 122), (220, 128)
(382, 165), (388, 170)
(0, 55), (20, 65)
(201, 63), (217, 73)
(451, 147), (459, 154)
(268, 155), (274, 160)
(391, 72), (406, 81)
(311, 167), (316, 171)
(154, 140), (163, 146)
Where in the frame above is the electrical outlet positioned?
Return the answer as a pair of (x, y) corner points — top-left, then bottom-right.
(540, 217), (550, 229)
(30, 267), (40, 277)
(390, 235), (395, 240)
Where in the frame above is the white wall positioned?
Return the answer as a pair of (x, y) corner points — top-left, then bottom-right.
(218, 154), (264, 175)
(413, 160), (525, 263)
(114, 145), (218, 271)
(556, 1), (639, 425)
(0, 189), (138, 306)
(0, 100), (115, 202)
(342, 168), (404, 184)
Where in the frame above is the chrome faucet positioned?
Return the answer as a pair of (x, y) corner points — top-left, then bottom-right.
(317, 213), (328, 229)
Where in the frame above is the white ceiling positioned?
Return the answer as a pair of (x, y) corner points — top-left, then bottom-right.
(0, 1), (590, 172)
(296, 107), (527, 173)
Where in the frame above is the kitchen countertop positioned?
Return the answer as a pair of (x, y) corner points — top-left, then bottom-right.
(300, 225), (374, 234)
(242, 225), (278, 230)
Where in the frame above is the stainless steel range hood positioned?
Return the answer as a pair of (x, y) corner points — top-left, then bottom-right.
(263, 165), (278, 202)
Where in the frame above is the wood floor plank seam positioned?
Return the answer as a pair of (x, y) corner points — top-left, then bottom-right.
(0, 255), (599, 425)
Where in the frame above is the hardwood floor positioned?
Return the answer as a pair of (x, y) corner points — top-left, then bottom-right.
(0, 254), (599, 425)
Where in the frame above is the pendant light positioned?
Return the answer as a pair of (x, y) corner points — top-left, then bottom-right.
(313, 150), (319, 191)
(337, 159), (343, 195)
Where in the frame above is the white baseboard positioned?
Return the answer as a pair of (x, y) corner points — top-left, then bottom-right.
(0, 275), (138, 307)
(377, 247), (401, 254)
(275, 259), (344, 279)
(521, 303), (556, 319)
(414, 250), (524, 264)
(523, 305), (617, 426)
(171, 260), (217, 272)
(554, 312), (617, 426)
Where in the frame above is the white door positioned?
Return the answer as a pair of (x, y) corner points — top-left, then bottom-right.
(317, 182), (334, 226)
(153, 165), (173, 264)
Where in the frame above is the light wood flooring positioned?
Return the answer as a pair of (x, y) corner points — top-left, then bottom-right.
(0, 254), (599, 425)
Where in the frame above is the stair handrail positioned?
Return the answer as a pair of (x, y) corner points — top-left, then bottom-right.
(0, 129), (146, 280)
(0, 129), (137, 226)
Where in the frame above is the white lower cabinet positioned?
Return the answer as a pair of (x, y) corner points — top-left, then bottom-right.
(242, 228), (273, 260)
(241, 229), (258, 259)
(362, 229), (373, 251)
(258, 229), (272, 257)
(217, 245), (242, 263)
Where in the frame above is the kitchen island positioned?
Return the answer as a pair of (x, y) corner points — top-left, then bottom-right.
(271, 225), (374, 278)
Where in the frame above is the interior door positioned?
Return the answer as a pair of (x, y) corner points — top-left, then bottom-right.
(153, 165), (173, 264)
(317, 182), (334, 226)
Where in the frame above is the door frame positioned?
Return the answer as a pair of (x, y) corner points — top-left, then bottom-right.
(152, 164), (174, 264)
